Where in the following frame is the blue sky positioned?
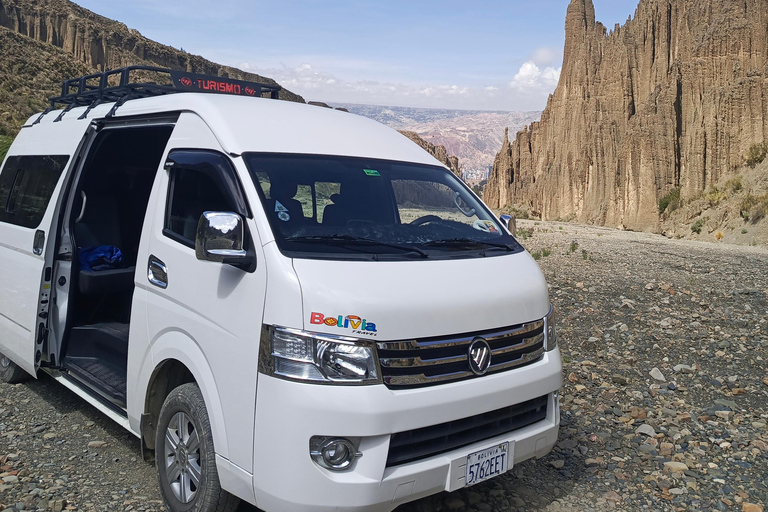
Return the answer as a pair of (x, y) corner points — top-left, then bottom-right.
(73, 0), (639, 111)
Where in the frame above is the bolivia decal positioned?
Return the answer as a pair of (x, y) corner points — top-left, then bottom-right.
(310, 312), (378, 336)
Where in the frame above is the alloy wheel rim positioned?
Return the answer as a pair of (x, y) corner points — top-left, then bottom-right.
(0, 355), (10, 369)
(164, 411), (202, 503)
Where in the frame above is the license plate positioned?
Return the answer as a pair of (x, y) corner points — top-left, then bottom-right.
(465, 442), (510, 487)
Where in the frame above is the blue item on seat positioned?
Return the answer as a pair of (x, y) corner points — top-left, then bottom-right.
(79, 245), (123, 271)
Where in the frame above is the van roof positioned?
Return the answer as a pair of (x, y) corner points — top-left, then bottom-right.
(23, 93), (442, 167)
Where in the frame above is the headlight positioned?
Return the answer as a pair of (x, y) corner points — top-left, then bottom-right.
(260, 326), (381, 385)
(544, 305), (557, 351)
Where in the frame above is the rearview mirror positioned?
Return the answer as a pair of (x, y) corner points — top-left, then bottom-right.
(195, 212), (252, 268)
(499, 214), (517, 236)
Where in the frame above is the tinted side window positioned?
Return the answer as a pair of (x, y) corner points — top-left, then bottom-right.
(163, 150), (247, 247)
(0, 155), (69, 228)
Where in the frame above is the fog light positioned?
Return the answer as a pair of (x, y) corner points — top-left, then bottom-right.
(310, 436), (362, 471)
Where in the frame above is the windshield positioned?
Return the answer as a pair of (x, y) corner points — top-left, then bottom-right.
(244, 153), (523, 260)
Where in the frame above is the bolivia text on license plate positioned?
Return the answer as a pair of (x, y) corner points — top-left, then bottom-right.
(465, 442), (510, 487)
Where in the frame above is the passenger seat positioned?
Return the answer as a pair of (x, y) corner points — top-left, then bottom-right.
(74, 193), (135, 295)
(75, 194), (122, 249)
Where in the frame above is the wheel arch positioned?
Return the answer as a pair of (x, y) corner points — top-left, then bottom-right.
(139, 333), (229, 463)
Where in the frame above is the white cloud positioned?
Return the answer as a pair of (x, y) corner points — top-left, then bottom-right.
(510, 60), (561, 92)
(240, 62), (511, 109)
(237, 61), (552, 110)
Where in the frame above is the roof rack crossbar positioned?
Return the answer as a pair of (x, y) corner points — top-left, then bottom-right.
(78, 99), (103, 120)
(32, 107), (53, 126)
(105, 95), (129, 119)
(47, 66), (283, 118)
(53, 102), (76, 123)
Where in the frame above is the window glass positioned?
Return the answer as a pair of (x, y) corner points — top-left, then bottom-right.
(163, 151), (244, 247)
(315, 182), (340, 223)
(0, 155), (69, 229)
(295, 184), (313, 218)
(245, 153), (521, 261)
(254, 171), (341, 225)
(393, 180), (481, 227)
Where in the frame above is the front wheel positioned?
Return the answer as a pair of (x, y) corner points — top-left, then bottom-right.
(0, 352), (30, 384)
(155, 383), (240, 512)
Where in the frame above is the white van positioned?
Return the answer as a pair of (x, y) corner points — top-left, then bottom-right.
(0, 67), (561, 512)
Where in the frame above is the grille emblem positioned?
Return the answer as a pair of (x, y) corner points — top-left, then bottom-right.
(468, 338), (492, 375)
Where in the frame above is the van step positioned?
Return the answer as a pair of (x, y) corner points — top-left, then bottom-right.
(62, 357), (127, 405)
(66, 323), (129, 360)
(62, 322), (129, 407)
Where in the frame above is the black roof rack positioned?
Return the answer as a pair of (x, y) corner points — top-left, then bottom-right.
(36, 66), (282, 124)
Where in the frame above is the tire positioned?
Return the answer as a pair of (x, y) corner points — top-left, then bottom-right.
(155, 383), (240, 512)
(0, 352), (30, 384)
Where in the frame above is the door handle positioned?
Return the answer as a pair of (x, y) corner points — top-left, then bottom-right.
(33, 230), (45, 255)
(147, 255), (168, 289)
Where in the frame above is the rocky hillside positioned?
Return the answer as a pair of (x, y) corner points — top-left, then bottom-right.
(0, 0), (304, 103)
(660, 157), (768, 245)
(485, 0), (768, 233)
(399, 130), (462, 178)
(0, 27), (90, 137)
(0, 0), (304, 152)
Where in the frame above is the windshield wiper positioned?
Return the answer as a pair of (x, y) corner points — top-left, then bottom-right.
(285, 234), (429, 258)
(421, 238), (516, 251)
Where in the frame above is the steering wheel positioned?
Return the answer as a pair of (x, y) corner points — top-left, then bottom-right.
(410, 215), (443, 226)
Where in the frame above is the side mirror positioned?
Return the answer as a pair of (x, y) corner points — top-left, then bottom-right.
(195, 212), (253, 268)
(499, 214), (517, 236)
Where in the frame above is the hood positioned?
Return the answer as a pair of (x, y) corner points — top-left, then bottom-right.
(292, 252), (550, 341)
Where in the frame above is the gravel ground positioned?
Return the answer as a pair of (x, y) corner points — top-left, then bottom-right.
(1, 221), (767, 512)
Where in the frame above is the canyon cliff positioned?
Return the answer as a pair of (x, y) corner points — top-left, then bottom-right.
(485, 0), (768, 230)
(0, 0), (304, 103)
(400, 130), (462, 178)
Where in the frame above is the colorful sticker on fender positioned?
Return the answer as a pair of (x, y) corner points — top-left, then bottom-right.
(310, 312), (378, 336)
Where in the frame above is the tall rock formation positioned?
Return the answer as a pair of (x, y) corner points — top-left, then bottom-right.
(0, 0), (304, 103)
(399, 130), (462, 178)
(485, 0), (768, 229)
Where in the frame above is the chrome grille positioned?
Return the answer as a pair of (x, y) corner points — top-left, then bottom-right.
(377, 320), (545, 389)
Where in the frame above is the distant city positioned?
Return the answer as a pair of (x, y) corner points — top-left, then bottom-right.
(463, 167), (490, 184)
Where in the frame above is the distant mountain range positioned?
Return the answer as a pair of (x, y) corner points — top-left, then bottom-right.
(333, 104), (541, 173)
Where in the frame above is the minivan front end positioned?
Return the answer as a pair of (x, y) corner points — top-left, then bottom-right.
(245, 152), (561, 511)
(252, 311), (561, 512)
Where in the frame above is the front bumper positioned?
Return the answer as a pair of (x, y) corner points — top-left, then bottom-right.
(252, 348), (562, 512)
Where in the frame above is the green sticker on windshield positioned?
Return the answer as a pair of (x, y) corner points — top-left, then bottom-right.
(363, 169), (381, 177)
